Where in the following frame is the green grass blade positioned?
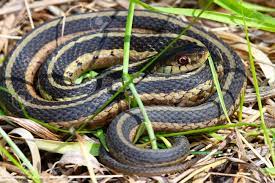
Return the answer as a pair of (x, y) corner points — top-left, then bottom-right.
(209, 132), (225, 141)
(0, 127), (41, 182)
(122, 1), (135, 75)
(132, 0), (275, 32)
(128, 83), (158, 149)
(0, 144), (37, 182)
(34, 139), (100, 156)
(0, 108), (4, 116)
(122, 1), (159, 149)
(121, 0), (214, 149)
(95, 129), (108, 151)
(238, 89), (245, 123)
(214, 0), (275, 26)
(0, 56), (5, 64)
(157, 122), (259, 138)
(240, 1), (275, 12)
(123, 0), (214, 147)
(240, 0), (275, 166)
(208, 55), (231, 123)
(158, 136), (172, 148)
(133, 123), (145, 144)
(133, 0), (214, 75)
(122, 1), (158, 149)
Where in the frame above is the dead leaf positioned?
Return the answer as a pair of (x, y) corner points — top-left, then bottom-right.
(232, 43), (275, 87)
(9, 128), (41, 173)
(0, 116), (60, 140)
(59, 151), (101, 171)
(0, 166), (19, 183)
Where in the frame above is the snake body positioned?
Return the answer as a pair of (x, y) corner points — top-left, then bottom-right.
(0, 11), (246, 175)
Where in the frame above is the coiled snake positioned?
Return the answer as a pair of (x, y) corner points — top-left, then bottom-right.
(0, 11), (246, 175)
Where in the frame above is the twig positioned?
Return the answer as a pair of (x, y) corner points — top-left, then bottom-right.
(0, 0), (76, 16)
(0, 34), (22, 40)
(208, 172), (260, 183)
(76, 134), (97, 183)
(24, 0), (35, 29)
(239, 132), (273, 168)
(178, 158), (227, 183)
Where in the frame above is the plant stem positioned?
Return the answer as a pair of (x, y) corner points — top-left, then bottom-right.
(240, 0), (275, 166)
(122, 1), (158, 149)
(0, 145), (36, 181)
(122, 1), (135, 74)
(0, 127), (41, 182)
(157, 122), (259, 137)
(128, 83), (158, 149)
(208, 55), (231, 123)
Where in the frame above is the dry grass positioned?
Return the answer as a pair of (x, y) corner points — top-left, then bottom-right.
(0, 0), (274, 182)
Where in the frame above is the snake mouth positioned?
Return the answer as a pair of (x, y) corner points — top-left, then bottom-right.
(153, 44), (209, 74)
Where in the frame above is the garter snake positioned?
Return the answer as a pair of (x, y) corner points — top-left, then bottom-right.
(0, 10), (246, 175)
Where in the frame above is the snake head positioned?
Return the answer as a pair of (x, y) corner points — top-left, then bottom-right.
(155, 44), (209, 74)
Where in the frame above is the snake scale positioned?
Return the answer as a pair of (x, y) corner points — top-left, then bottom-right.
(0, 10), (246, 175)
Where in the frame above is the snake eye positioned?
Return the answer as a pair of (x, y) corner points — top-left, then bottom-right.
(177, 55), (190, 65)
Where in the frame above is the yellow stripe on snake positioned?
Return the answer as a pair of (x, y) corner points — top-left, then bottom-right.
(0, 10), (246, 175)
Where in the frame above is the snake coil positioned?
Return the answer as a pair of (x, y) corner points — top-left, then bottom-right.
(0, 11), (246, 175)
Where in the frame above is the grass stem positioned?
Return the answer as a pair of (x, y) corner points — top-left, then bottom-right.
(122, 1), (157, 149)
(240, 0), (275, 166)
